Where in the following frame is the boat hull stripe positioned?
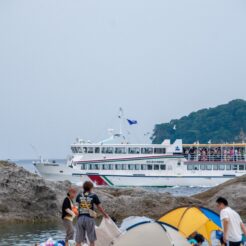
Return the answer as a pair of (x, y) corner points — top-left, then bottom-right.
(87, 175), (109, 186)
(102, 175), (114, 186)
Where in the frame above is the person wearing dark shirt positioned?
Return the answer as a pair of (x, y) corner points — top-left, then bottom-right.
(62, 187), (77, 246)
(188, 232), (205, 246)
(75, 181), (108, 246)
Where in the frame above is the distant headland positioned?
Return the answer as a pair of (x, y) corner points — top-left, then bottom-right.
(151, 99), (246, 144)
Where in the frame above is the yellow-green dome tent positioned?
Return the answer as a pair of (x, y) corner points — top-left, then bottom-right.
(158, 206), (222, 244)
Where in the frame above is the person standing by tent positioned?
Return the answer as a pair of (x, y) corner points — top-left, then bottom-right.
(62, 187), (77, 246)
(75, 181), (109, 246)
(216, 197), (246, 246)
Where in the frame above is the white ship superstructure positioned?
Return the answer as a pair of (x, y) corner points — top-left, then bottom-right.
(34, 133), (246, 187)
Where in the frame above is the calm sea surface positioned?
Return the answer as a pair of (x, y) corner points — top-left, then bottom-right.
(0, 159), (210, 246)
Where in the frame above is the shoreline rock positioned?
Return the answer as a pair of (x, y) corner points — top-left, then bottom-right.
(193, 174), (246, 219)
(0, 160), (245, 223)
(0, 161), (71, 223)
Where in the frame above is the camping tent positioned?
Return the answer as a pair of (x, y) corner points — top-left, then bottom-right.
(96, 218), (121, 246)
(158, 206), (222, 244)
(112, 221), (190, 246)
(120, 216), (153, 231)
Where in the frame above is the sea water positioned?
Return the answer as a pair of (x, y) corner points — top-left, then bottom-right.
(0, 223), (65, 246)
(0, 160), (210, 245)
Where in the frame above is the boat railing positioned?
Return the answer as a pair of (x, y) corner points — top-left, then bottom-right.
(184, 154), (246, 162)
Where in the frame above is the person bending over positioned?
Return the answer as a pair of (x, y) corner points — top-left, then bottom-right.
(75, 181), (109, 246)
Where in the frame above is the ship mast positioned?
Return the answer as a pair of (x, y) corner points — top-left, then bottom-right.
(118, 107), (124, 135)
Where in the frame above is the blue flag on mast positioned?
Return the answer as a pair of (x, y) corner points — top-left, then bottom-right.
(127, 119), (138, 125)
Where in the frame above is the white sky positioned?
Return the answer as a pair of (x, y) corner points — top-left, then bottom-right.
(0, 0), (246, 159)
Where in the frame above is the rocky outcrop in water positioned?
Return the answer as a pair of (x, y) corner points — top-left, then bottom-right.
(0, 161), (200, 223)
(193, 174), (246, 218)
(0, 161), (71, 223)
(1, 160), (246, 223)
(97, 187), (201, 222)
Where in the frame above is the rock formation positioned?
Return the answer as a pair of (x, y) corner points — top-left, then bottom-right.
(1, 160), (245, 223)
(0, 161), (200, 223)
(193, 174), (246, 218)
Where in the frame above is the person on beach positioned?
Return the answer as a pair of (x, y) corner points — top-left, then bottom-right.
(216, 197), (246, 246)
(75, 181), (109, 246)
(62, 187), (77, 246)
(188, 232), (205, 245)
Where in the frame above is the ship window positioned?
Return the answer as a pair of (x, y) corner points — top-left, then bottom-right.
(81, 164), (87, 170)
(141, 165), (147, 170)
(147, 165), (153, 170)
(71, 147), (78, 153)
(83, 147), (87, 153)
(102, 147), (114, 154)
(128, 164), (135, 170)
(128, 147), (140, 154)
(226, 165), (231, 170)
(103, 164), (109, 170)
(95, 147), (100, 153)
(154, 165), (159, 170)
(135, 165), (141, 170)
(232, 165), (238, 170)
(76, 147), (82, 153)
(103, 164), (111, 170)
(90, 164), (99, 170)
(206, 164), (212, 170)
(200, 164), (205, 170)
(160, 164), (166, 170)
(87, 147), (94, 154)
(194, 164), (199, 170)
(121, 164), (127, 170)
(219, 164), (225, 170)
(115, 147), (126, 154)
(115, 164), (121, 170)
(213, 164), (218, 170)
(154, 148), (166, 154)
(141, 148), (153, 154)
(239, 165), (244, 171)
(187, 164), (193, 170)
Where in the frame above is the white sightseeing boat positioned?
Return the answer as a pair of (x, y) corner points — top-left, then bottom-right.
(34, 133), (246, 187)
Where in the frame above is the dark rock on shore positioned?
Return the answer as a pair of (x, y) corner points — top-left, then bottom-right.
(96, 187), (201, 222)
(0, 161), (200, 223)
(1, 160), (245, 223)
(193, 175), (246, 218)
(0, 161), (71, 223)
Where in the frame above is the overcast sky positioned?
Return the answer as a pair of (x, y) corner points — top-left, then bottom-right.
(0, 0), (246, 159)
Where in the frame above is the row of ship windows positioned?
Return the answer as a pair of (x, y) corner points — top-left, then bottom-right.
(80, 164), (167, 171)
(72, 147), (166, 155)
(187, 164), (246, 171)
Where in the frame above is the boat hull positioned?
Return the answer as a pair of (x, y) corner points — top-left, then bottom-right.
(34, 162), (239, 187)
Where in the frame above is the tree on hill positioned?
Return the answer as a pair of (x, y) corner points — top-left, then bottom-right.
(151, 99), (246, 144)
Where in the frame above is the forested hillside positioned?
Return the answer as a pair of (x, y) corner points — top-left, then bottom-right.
(151, 99), (246, 144)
